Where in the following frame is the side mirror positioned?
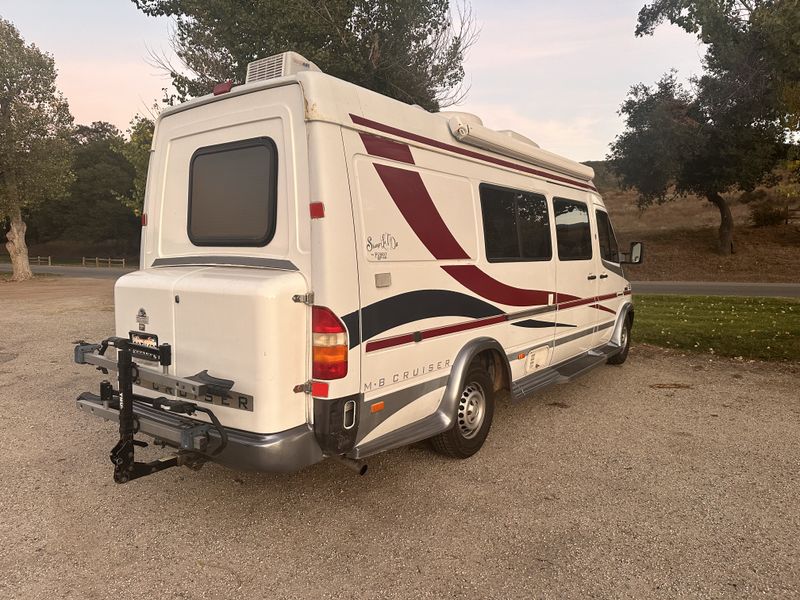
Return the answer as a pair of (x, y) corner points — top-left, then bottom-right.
(621, 241), (643, 264)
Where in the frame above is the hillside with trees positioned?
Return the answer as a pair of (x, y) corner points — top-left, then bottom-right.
(608, 0), (799, 257)
(586, 159), (800, 282)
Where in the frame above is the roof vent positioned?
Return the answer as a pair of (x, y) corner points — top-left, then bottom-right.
(245, 51), (320, 83)
(497, 130), (540, 148)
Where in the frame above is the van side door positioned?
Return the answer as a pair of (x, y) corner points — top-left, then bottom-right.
(552, 197), (599, 364)
(592, 208), (625, 347)
(480, 183), (557, 372)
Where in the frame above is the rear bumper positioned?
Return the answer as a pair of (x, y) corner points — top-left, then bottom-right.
(77, 395), (324, 473)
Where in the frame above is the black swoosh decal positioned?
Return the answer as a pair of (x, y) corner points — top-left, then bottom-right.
(342, 290), (504, 348)
(341, 312), (361, 349)
(512, 319), (576, 329)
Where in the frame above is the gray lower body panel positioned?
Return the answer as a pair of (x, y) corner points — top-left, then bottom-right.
(353, 409), (447, 460)
(511, 341), (622, 400)
(353, 340), (623, 459)
(76, 398), (324, 473)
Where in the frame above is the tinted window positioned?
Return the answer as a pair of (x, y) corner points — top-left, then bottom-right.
(596, 210), (620, 262)
(480, 185), (551, 262)
(554, 198), (592, 261)
(188, 137), (278, 246)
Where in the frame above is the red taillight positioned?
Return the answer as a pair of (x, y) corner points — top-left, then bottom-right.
(141, 213), (148, 226)
(312, 306), (348, 380)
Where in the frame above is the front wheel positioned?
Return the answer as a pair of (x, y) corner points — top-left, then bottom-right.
(607, 316), (631, 365)
(429, 365), (495, 458)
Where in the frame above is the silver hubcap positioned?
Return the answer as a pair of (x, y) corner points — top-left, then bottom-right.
(621, 325), (628, 348)
(458, 382), (486, 439)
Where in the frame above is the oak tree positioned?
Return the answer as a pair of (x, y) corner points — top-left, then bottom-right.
(610, 0), (798, 254)
(26, 122), (144, 255)
(0, 19), (73, 280)
(120, 114), (154, 216)
(132, 0), (475, 110)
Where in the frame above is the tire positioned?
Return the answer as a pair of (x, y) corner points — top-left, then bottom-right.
(429, 364), (495, 458)
(607, 315), (631, 365)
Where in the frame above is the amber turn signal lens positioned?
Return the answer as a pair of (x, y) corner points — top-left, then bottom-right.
(312, 344), (348, 379)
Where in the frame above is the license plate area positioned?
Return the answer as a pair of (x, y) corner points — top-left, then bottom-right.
(129, 331), (160, 362)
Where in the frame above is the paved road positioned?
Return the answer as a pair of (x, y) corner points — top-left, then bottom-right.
(4, 264), (799, 297)
(632, 280), (800, 298)
(0, 264), (134, 279)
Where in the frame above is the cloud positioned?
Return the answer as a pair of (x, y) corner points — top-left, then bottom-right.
(452, 4), (705, 159)
(56, 58), (170, 130)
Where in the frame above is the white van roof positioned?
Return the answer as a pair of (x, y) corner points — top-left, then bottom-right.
(159, 52), (595, 186)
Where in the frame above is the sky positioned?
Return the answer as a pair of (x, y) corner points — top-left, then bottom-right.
(0, 0), (706, 161)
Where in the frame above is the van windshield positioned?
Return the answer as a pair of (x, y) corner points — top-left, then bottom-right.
(188, 137), (278, 247)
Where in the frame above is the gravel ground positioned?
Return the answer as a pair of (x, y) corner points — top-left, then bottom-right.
(1, 278), (799, 600)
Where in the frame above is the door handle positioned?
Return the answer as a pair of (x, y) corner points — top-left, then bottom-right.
(599, 274), (609, 279)
(587, 274), (597, 280)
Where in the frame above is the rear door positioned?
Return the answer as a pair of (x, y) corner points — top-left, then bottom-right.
(552, 197), (598, 364)
(127, 84), (312, 435)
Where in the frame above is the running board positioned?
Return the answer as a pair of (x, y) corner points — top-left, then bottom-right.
(511, 343), (620, 401)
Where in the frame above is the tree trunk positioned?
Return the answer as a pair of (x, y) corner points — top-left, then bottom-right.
(707, 192), (734, 256)
(5, 207), (33, 282)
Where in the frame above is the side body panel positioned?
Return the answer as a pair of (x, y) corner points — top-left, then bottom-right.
(305, 119), (363, 453)
(340, 120), (627, 453)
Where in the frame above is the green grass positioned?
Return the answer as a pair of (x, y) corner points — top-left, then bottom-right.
(634, 295), (800, 361)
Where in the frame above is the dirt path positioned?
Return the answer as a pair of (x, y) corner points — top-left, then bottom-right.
(1, 279), (798, 599)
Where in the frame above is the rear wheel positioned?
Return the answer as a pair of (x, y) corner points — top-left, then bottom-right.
(607, 316), (631, 365)
(430, 365), (495, 458)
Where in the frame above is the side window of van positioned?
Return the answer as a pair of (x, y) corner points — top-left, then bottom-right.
(480, 184), (552, 262)
(553, 198), (592, 261)
(188, 137), (278, 247)
(596, 210), (620, 263)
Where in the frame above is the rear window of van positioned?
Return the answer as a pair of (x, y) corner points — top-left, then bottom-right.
(188, 137), (278, 246)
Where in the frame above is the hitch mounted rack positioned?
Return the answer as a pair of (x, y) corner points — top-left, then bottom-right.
(74, 337), (230, 484)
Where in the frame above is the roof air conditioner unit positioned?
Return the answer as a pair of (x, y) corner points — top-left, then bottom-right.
(245, 51), (320, 83)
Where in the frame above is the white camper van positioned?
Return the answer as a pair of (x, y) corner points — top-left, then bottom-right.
(74, 52), (643, 482)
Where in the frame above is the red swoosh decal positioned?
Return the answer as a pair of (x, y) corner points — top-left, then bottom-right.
(359, 132), (415, 164)
(443, 265), (576, 306)
(373, 163), (579, 306)
(590, 303), (616, 314)
(352, 114), (597, 192)
(374, 164), (469, 260)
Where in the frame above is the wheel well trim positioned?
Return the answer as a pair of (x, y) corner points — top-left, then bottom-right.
(612, 302), (634, 346)
(439, 337), (511, 430)
(350, 337), (510, 459)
